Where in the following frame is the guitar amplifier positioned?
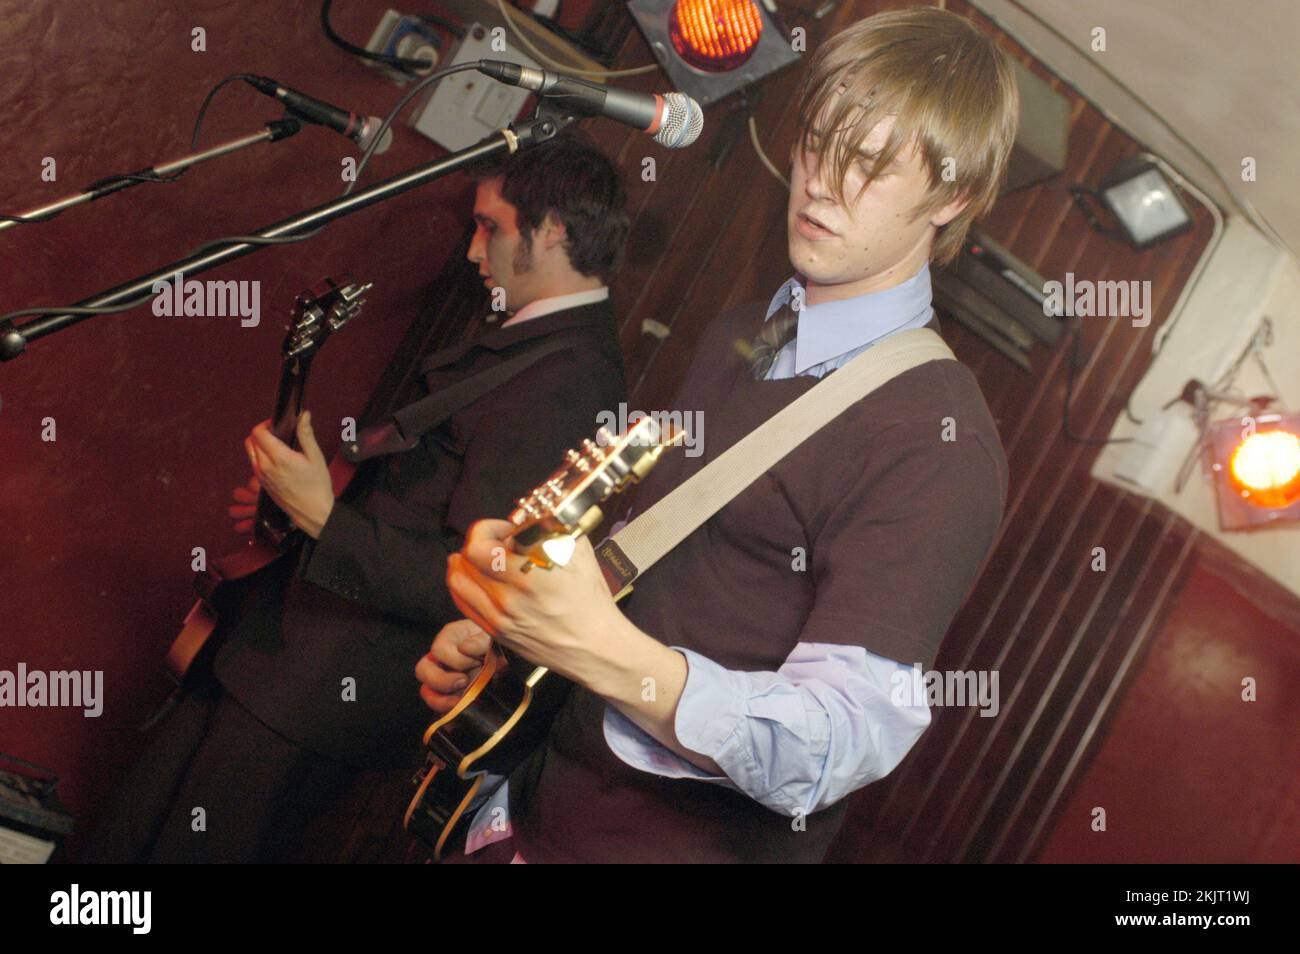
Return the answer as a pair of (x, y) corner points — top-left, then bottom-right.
(0, 755), (74, 863)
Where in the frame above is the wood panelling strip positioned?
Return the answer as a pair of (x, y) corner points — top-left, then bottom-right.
(1015, 518), (1200, 861)
(971, 495), (1158, 860)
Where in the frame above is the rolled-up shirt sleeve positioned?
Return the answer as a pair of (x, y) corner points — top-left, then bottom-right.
(602, 640), (931, 816)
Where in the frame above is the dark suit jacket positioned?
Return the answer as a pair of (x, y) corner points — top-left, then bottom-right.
(213, 299), (627, 767)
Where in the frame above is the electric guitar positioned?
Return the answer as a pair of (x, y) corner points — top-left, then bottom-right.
(404, 416), (682, 859)
(165, 277), (370, 685)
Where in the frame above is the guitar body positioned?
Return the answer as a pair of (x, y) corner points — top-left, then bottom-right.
(165, 542), (289, 687)
(166, 452), (359, 686)
(405, 651), (573, 858)
(163, 279), (370, 686)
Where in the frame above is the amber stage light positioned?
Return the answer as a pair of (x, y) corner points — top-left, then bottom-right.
(1208, 412), (1300, 531)
(669, 0), (764, 73)
(1227, 429), (1300, 509)
(628, 0), (800, 107)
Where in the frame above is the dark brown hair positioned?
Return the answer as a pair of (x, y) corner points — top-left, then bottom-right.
(467, 131), (630, 283)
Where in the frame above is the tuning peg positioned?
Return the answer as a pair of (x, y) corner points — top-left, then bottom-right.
(339, 281), (374, 303)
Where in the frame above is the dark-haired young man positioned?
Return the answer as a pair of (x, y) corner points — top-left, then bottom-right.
(86, 132), (629, 863)
(417, 8), (1018, 862)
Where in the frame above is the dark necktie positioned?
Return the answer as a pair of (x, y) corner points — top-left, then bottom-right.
(746, 302), (800, 380)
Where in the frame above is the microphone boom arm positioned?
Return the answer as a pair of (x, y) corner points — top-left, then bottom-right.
(0, 115), (568, 362)
(0, 118), (302, 234)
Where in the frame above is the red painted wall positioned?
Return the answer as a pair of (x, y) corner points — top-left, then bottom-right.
(1038, 563), (1300, 863)
(0, 1), (483, 851)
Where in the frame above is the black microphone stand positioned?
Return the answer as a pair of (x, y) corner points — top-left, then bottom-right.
(0, 111), (572, 362)
(0, 118), (303, 234)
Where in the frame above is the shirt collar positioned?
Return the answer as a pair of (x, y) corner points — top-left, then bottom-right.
(500, 287), (610, 328)
(765, 264), (933, 374)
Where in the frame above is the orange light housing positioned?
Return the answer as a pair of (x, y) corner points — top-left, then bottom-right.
(669, 0), (764, 73)
(1228, 428), (1300, 509)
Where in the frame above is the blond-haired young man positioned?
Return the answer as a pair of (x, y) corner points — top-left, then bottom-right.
(418, 6), (1020, 863)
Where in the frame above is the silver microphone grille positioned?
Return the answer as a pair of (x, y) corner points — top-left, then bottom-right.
(653, 92), (704, 149)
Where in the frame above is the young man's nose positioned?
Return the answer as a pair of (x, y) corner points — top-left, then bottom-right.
(801, 150), (830, 201)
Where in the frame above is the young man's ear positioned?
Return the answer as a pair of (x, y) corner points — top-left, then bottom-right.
(538, 210), (568, 250)
(930, 194), (972, 228)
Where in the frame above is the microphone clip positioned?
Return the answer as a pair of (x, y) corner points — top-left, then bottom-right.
(529, 98), (583, 131)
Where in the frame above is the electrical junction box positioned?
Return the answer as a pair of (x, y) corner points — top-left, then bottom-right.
(1112, 404), (1200, 494)
(410, 22), (540, 152)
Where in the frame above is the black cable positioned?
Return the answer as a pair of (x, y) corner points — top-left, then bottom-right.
(321, 0), (434, 74)
(190, 73), (263, 152)
(1123, 398), (1144, 426)
(0, 300), (158, 323)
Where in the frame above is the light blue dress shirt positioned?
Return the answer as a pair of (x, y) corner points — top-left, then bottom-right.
(463, 263), (937, 855)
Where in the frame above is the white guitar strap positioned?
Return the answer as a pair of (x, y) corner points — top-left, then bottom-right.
(594, 327), (957, 595)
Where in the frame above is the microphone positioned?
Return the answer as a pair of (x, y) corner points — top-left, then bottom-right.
(243, 76), (393, 154)
(475, 60), (704, 149)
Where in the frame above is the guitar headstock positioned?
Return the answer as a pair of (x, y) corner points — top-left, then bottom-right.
(283, 277), (372, 361)
(509, 416), (683, 569)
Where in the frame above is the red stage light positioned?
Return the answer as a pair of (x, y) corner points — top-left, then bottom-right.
(668, 0), (764, 73)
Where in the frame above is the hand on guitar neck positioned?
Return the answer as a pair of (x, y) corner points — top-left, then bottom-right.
(241, 410), (336, 540)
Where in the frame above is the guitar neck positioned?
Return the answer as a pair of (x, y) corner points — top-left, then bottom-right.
(253, 355), (312, 548)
